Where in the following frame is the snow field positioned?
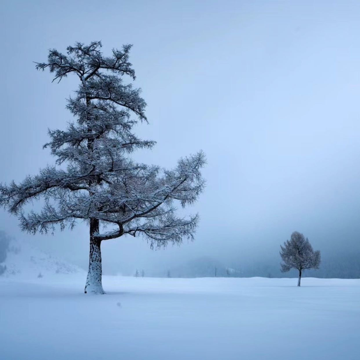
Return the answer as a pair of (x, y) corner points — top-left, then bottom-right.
(0, 276), (359, 360)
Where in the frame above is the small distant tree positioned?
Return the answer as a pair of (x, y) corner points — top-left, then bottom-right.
(0, 41), (205, 294)
(141, 270), (145, 277)
(280, 231), (321, 286)
(134, 270), (139, 277)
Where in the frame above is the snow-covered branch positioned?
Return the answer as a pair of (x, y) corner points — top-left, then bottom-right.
(35, 42), (136, 84)
(2, 41), (205, 249)
(0, 167), (91, 215)
(123, 213), (199, 247)
(280, 232), (321, 272)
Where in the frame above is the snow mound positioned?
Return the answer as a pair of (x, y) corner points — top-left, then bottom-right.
(1, 238), (83, 279)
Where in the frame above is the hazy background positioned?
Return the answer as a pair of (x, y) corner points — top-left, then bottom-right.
(1, 0), (360, 277)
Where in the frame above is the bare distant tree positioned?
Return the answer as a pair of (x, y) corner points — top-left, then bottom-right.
(0, 41), (205, 294)
(0, 230), (9, 276)
(0, 230), (11, 264)
(280, 231), (321, 286)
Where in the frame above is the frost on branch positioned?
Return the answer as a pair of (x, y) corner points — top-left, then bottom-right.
(0, 41), (205, 249)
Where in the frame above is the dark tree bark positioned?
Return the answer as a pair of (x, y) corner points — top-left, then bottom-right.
(298, 269), (302, 287)
(84, 218), (104, 294)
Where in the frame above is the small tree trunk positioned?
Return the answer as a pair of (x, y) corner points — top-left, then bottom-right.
(84, 219), (105, 294)
(298, 269), (302, 287)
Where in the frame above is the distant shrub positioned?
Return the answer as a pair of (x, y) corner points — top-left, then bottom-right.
(8, 244), (20, 255)
(0, 264), (6, 275)
(0, 231), (11, 263)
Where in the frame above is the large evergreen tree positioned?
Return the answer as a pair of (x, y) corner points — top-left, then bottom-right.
(0, 42), (205, 294)
(280, 231), (321, 286)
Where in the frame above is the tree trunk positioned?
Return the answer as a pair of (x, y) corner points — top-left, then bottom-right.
(84, 219), (105, 294)
(298, 269), (302, 287)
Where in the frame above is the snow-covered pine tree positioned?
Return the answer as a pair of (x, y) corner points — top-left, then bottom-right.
(0, 41), (205, 294)
(280, 231), (321, 286)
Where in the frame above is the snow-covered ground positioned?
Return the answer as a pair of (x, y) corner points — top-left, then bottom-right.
(0, 274), (359, 360)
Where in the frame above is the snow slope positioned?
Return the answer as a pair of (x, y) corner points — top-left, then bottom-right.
(1, 239), (83, 279)
(0, 275), (359, 360)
